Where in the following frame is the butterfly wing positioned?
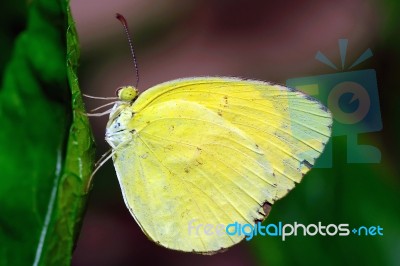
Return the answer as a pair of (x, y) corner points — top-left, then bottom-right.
(111, 77), (332, 253)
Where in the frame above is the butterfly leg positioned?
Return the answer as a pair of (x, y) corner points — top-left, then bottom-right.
(85, 137), (133, 193)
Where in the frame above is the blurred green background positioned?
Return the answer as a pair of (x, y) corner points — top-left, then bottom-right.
(1, 0), (399, 265)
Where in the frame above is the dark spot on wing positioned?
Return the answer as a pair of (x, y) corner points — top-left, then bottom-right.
(303, 94), (315, 102)
(254, 202), (273, 223)
(302, 159), (313, 169)
(262, 202), (272, 216)
(164, 145), (174, 151)
(319, 104), (328, 112)
(285, 86), (296, 92)
(200, 246), (229, 255)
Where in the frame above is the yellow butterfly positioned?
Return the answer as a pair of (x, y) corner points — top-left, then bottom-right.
(87, 14), (332, 254)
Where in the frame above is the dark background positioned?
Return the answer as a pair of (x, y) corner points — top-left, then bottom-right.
(71, 0), (400, 265)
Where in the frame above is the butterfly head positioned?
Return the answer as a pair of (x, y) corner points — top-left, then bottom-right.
(116, 86), (138, 102)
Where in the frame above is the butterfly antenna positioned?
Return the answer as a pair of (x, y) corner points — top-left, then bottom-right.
(116, 13), (140, 89)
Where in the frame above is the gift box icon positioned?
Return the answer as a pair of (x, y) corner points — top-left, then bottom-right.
(286, 39), (382, 167)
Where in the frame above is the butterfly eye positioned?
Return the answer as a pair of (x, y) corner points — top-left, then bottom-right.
(116, 86), (138, 101)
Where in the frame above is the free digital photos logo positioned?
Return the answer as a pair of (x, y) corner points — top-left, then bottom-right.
(286, 39), (382, 167)
(187, 220), (384, 241)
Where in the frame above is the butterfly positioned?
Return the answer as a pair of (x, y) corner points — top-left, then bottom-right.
(86, 14), (332, 254)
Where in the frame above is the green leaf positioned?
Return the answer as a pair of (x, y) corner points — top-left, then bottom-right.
(0, 0), (95, 265)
